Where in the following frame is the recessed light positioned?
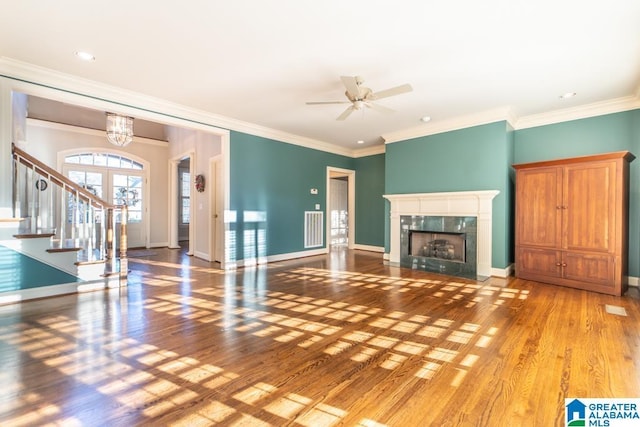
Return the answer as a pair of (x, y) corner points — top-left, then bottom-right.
(560, 92), (576, 99)
(420, 116), (431, 123)
(75, 51), (95, 61)
(357, 140), (364, 144)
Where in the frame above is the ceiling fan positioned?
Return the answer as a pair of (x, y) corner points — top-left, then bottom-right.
(306, 76), (413, 120)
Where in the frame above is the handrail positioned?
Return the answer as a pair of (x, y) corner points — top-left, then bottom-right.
(11, 142), (128, 281)
(12, 143), (114, 210)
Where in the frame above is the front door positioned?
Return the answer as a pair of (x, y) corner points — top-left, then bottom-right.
(63, 153), (147, 248)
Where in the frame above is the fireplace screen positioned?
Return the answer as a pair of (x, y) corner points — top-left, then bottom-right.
(409, 231), (466, 263)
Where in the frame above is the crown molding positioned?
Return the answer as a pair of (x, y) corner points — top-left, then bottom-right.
(352, 144), (385, 158)
(382, 107), (516, 144)
(0, 57), (355, 157)
(383, 93), (640, 144)
(27, 118), (169, 147)
(514, 95), (640, 130)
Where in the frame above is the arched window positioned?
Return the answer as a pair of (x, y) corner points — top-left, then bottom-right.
(65, 153), (143, 170)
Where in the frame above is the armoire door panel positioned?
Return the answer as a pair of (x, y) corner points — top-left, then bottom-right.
(563, 162), (616, 252)
(515, 167), (562, 248)
(517, 247), (561, 278)
(563, 252), (614, 286)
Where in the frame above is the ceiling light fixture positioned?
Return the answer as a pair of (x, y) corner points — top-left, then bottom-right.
(75, 51), (95, 61)
(560, 92), (577, 99)
(106, 113), (134, 147)
(420, 116), (431, 123)
(357, 140), (365, 144)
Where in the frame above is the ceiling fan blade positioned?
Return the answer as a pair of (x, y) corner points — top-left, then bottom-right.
(306, 101), (351, 105)
(340, 76), (361, 99)
(366, 102), (395, 114)
(336, 105), (355, 121)
(370, 83), (413, 100)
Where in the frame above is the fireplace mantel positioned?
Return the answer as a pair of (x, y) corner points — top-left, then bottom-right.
(383, 190), (499, 278)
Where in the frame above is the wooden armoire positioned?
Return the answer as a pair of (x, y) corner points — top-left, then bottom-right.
(513, 151), (635, 296)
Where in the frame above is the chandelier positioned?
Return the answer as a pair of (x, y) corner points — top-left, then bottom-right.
(106, 113), (134, 147)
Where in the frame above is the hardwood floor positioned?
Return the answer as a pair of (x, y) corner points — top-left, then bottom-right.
(0, 247), (638, 426)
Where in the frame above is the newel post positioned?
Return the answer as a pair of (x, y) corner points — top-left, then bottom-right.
(119, 205), (128, 283)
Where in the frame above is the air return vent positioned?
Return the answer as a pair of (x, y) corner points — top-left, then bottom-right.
(304, 211), (323, 248)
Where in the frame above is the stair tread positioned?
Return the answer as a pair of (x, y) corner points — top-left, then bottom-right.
(75, 259), (107, 266)
(13, 233), (55, 239)
(46, 247), (82, 253)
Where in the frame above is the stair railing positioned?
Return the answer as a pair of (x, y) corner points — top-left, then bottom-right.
(11, 143), (127, 277)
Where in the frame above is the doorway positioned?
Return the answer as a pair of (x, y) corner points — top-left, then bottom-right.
(326, 167), (355, 250)
(178, 158), (191, 249)
(62, 152), (148, 248)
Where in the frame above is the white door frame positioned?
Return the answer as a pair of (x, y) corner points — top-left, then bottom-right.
(169, 151), (195, 254)
(326, 166), (355, 250)
(209, 155), (222, 263)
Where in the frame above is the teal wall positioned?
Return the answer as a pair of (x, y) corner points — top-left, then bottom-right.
(354, 154), (385, 247)
(229, 109), (640, 276)
(230, 131), (356, 261)
(0, 245), (81, 292)
(514, 110), (640, 276)
(385, 121), (513, 269)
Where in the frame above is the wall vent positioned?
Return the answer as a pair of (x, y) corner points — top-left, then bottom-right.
(304, 211), (323, 248)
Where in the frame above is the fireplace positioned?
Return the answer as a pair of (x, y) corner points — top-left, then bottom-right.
(383, 190), (500, 280)
(409, 231), (466, 263)
(401, 215), (477, 279)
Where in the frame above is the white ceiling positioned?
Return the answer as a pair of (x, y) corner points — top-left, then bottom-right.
(1, 1), (639, 152)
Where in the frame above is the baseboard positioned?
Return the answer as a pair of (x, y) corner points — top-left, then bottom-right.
(383, 253), (390, 261)
(149, 242), (169, 249)
(491, 263), (514, 278)
(231, 248), (328, 269)
(353, 244), (385, 253)
(0, 276), (123, 306)
(194, 250), (211, 262)
(627, 276), (639, 287)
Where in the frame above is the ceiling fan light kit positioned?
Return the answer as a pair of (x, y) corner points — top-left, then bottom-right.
(306, 75), (413, 121)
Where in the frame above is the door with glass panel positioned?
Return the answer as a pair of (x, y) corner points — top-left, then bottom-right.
(63, 153), (147, 249)
(109, 170), (145, 248)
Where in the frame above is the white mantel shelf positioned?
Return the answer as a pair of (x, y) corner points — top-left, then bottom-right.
(383, 190), (500, 278)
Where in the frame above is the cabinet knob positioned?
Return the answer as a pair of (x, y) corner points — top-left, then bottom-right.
(556, 206), (562, 210)
(555, 262), (562, 266)
(562, 263), (567, 267)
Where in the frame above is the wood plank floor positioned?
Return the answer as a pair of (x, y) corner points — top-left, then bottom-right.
(0, 247), (638, 426)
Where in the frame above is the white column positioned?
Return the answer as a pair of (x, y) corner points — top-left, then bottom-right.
(0, 78), (13, 217)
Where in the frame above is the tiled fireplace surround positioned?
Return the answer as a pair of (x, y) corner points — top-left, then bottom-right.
(384, 191), (500, 279)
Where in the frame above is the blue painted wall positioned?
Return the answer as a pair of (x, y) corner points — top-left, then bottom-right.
(230, 131), (355, 261)
(385, 121), (513, 269)
(0, 245), (81, 292)
(229, 109), (640, 276)
(354, 154), (385, 247)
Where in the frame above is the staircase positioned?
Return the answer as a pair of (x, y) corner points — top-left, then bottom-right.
(0, 144), (128, 305)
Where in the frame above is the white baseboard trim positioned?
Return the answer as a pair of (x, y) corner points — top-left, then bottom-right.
(353, 244), (385, 253)
(149, 242), (169, 249)
(383, 253), (390, 261)
(628, 276), (639, 287)
(194, 250), (212, 262)
(491, 264), (514, 279)
(230, 248), (328, 269)
(0, 276), (123, 306)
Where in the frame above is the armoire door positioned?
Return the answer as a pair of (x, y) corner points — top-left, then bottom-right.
(562, 161), (617, 253)
(515, 166), (563, 248)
